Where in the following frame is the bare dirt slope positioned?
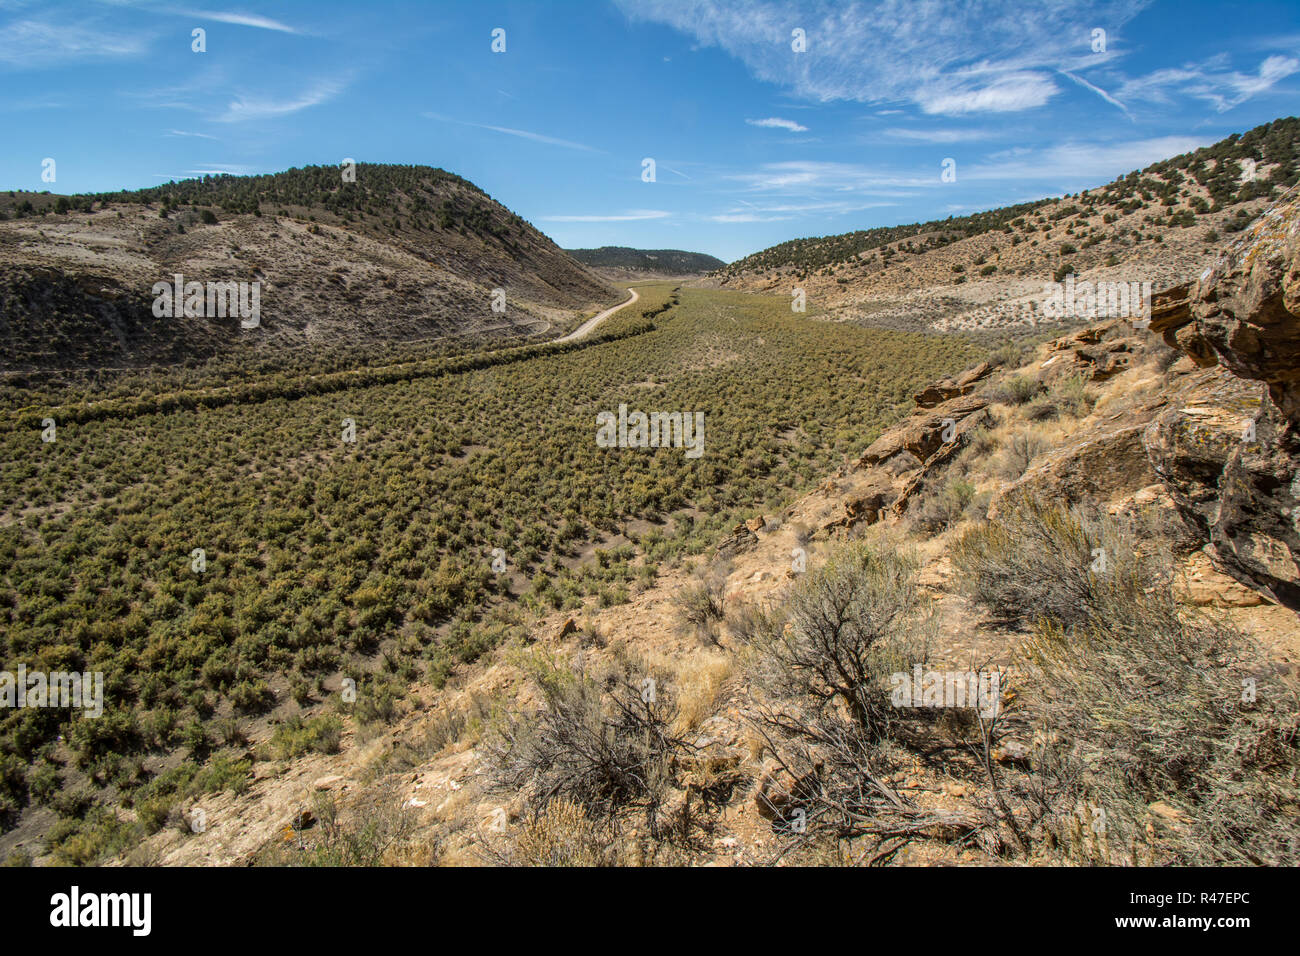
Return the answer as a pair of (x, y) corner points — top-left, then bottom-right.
(0, 167), (621, 376)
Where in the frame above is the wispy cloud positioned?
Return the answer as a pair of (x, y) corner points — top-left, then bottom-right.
(746, 117), (809, 132)
(0, 16), (150, 68)
(178, 9), (300, 34)
(711, 197), (896, 222)
(967, 135), (1211, 181)
(542, 209), (671, 222)
(730, 160), (927, 192)
(917, 72), (1058, 115)
(882, 127), (989, 143)
(711, 212), (793, 222)
(1058, 70), (1133, 120)
(1117, 54), (1300, 112)
(165, 128), (219, 139)
(218, 78), (346, 122)
(615, 0), (1151, 115)
(423, 113), (604, 152)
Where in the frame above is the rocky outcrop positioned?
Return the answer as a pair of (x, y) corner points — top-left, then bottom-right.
(1145, 370), (1299, 609)
(835, 393), (992, 531)
(991, 418), (1161, 519)
(913, 361), (994, 407)
(717, 523), (759, 559)
(1129, 186), (1300, 610)
(1157, 185), (1300, 425)
(859, 395), (989, 469)
(1039, 324), (1142, 383)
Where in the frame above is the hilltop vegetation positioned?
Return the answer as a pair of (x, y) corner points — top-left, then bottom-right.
(567, 246), (726, 275)
(0, 164), (620, 380)
(719, 117), (1298, 282)
(719, 200), (1050, 278)
(709, 117), (1300, 339)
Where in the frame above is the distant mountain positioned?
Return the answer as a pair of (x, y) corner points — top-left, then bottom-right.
(566, 246), (726, 274)
(0, 164), (620, 377)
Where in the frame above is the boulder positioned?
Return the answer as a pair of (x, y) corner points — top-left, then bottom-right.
(822, 475), (897, 532)
(990, 418), (1161, 518)
(1144, 369), (1299, 609)
(717, 523), (759, 559)
(1181, 185), (1300, 425)
(913, 362), (992, 407)
(859, 395), (989, 468)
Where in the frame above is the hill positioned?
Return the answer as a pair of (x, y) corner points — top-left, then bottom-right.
(0, 164), (621, 382)
(709, 116), (1300, 336)
(566, 246), (725, 275)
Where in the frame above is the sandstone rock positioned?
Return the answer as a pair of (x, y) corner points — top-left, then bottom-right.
(1040, 336), (1139, 383)
(990, 419), (1160, 518)
(752, 758), (822, 821)
(913, 362), (992, 407)
(556, 618), (579, 640)
(822, 475), (897, 531)
(1180, 185), (1300, 425)
(914, 380), (965, 408)
(892, 407), (993, 516)
(1174, 549), (1267, 607)
(1144, 369), (1299, 609)
(716, 523), (759, 559)
(955, 361), (994, 388)
(859, 395), (989, 468)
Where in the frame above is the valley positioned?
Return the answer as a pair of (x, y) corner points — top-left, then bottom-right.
(2, 115), (1299, 872)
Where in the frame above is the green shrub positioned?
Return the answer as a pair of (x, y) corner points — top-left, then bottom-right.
(269, 714), (343, 759)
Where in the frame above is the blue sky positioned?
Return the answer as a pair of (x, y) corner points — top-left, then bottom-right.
(2, 0), (1298, 261)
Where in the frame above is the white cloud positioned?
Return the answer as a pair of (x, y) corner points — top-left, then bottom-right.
(711, 212), (793, 222)
(1117, 54), (1300, 112)
(1058, 70), (1133, 120)
(967, 135), (1211, 181)
(0, 16), (149, 67)
(730, 160), (928, 192)
(918, 72), (1059, 114)
(423, 114), (603, 152)
(882, 127), (988, 143)
(614, 0), (1151, 114)
(179, 9), (299, 33)
(746, 117), (809, 132)
(218, 78), (345, 122)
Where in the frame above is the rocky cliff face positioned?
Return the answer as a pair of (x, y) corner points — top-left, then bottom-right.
(1146, 186), (1300, 609)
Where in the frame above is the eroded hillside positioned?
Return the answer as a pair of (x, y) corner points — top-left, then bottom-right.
(707, 117), (1300, 337)
(0, 165), (620, 379)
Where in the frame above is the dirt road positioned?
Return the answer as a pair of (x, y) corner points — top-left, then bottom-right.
(554, 287), (639, 343)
